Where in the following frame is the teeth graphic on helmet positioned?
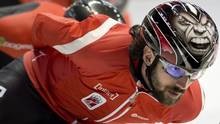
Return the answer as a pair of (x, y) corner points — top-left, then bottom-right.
(189, 37), (210, 51)
(190, 37), (209, 44)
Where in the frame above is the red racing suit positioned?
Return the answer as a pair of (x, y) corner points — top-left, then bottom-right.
(0, 1), (65, 58)
(24, 13), (204, 123)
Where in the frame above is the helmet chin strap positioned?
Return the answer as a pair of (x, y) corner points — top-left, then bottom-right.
(137, 55), (160, 92)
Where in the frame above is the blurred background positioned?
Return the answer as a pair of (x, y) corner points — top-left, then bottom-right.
(126, 0), (220, 123)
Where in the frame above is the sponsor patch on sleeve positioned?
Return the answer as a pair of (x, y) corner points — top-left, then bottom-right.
(81, 92), (106, 110)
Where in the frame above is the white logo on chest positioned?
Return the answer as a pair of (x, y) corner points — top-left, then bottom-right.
(94, 83), (119, 100)
(130, 113), (149, 121)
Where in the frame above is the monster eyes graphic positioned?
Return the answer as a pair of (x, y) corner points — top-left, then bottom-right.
(178, 16), (192, 26)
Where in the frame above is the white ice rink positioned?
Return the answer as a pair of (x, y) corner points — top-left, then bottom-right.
(127, 0), (220, 123)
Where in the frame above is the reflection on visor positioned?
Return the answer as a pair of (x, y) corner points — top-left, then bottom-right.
(159, 58), (205, 80)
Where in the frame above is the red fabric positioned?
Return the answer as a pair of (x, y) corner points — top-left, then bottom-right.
(24, 14), (202, 123)
(0, 1), (65, 58)
(123, 11), (132, 26)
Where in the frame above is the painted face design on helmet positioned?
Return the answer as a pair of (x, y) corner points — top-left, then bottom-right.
(172, 12), (216, 56)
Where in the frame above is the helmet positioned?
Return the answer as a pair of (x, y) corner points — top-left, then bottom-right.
(140, 1), (219, 72)
(64, 0), (125, 23)
(105, 0), (128, 12)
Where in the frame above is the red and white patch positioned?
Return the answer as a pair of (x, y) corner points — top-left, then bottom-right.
(81, 92), (106, 110)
